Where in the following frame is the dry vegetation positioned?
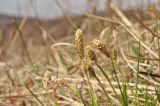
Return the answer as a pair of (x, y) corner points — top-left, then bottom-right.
(0, 1), (160, 106)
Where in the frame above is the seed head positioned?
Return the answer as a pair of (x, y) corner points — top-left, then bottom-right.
(58, 79), (69, 86)
(86, 45), (97, 61)
(42, 71), (52, 89)
(113, 49), (118, 61)
(75, 29), (84, 59)
(54, 79), (69, 91)
(92, 39), (110, 57)
(82, 59), (96, 76)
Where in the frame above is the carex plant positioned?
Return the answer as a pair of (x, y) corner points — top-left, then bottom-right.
(74, 29), (126, 105)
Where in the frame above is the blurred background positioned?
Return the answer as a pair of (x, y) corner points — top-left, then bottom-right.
(0, 0), (159, 20)
(0, 0), (159, 49)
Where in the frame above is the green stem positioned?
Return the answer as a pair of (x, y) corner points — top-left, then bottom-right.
(135, 37), (141, 106)
(95, 61), (119, 99)
(110, 54), (128, 106)
(92, 71), (112, 103)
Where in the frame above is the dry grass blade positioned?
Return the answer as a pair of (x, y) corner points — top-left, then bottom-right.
(57, 95), (83, 106)
(7, 17), (27, 56)
(51, 43), (75, 48)
(25, 84), (45, 106)
(54, 0), (77, 29)
(127, 55), (160, 61)
(114, 18), (158, 58)
(148, 5), (160, 20)
(121, 48), (160, 86)
(110, 3), (133, 27)
(139, 71), (160, 78)
(0, 62), (6, 67)
(64, 6), (118, 24)
(131, 13), (160, 38)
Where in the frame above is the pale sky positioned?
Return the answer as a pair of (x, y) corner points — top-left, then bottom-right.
(0, 0), (158, 20)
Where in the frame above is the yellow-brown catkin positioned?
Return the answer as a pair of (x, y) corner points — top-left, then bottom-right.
(92, 39), (110, 57)
(42, 71), (52, 89)
(58, 79), (69, 86)
(86, 45), (97, 62)
(75, 29), (84, 59)
(82, 59), (96, 76)
(113, 49), (118, 61)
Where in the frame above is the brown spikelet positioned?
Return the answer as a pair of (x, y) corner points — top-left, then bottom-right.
(92, 39), (110, 57)
(58, 79), (69, 86)
(82, 59), (96, 76)
(54, 79), (69, 91)
(86, 45), (97, 62)
(75, 29), (84, 59)
(113, 49), (118, 61)
(42, 71), (52, 89)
